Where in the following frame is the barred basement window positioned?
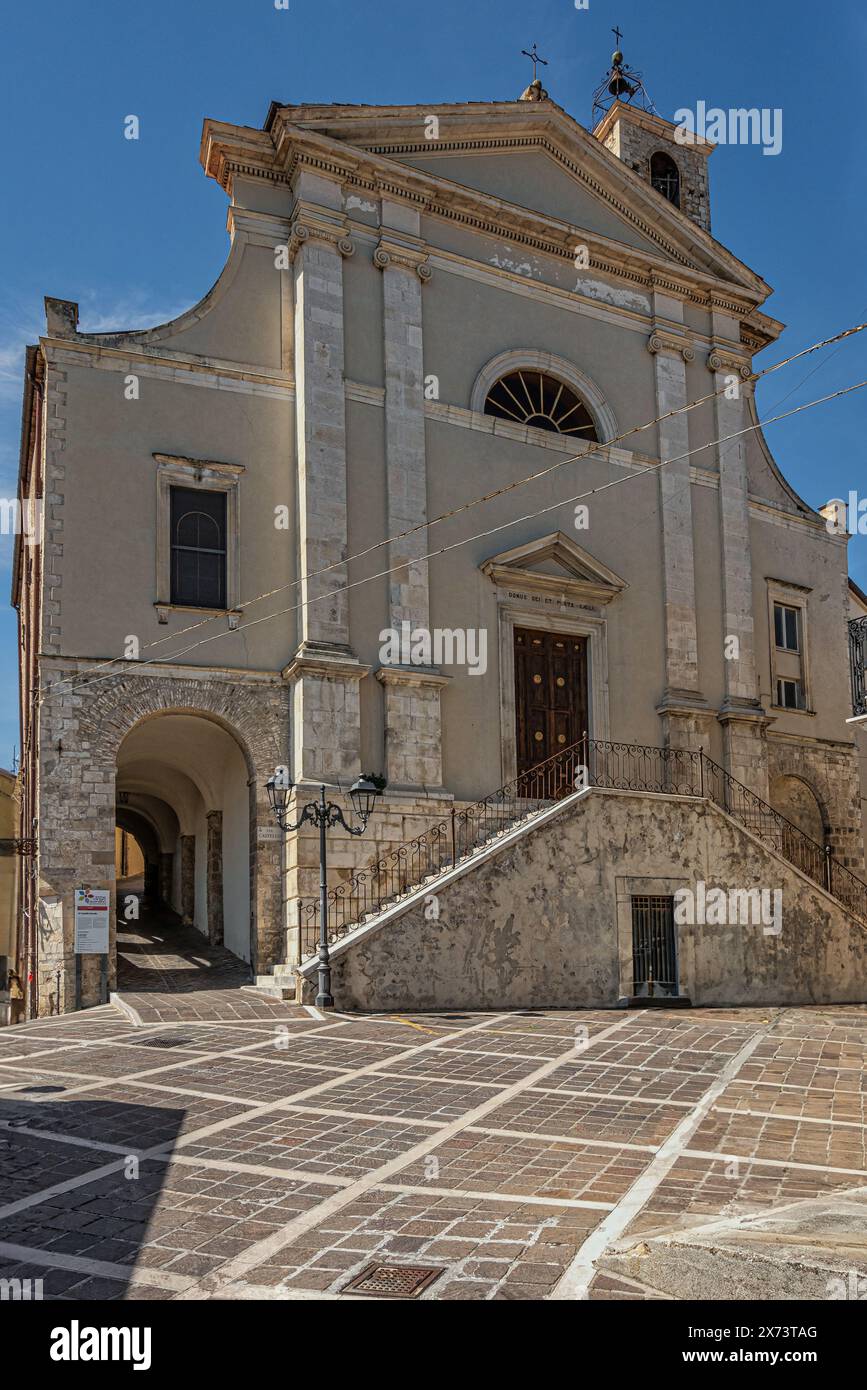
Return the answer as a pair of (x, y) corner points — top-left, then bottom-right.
(484, 371), (599, 440)
(631, 895), (679, 998)
(170, 487), (227, 609)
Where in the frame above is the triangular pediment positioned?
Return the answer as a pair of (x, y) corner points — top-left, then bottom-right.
(260, 100), (769, 296)
(481, 532), (627, 605)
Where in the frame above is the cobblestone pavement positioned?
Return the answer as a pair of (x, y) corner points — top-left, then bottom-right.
(1, 976), (866, 1300)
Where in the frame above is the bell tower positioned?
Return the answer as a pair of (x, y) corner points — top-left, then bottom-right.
(590, 36), (713, 233)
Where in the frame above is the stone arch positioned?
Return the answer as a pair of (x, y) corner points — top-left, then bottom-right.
(470, 350), (618, 443)
(38, 669), (290, 1010)
(76, 672), (286, 780)
(769, 773), (827, 846)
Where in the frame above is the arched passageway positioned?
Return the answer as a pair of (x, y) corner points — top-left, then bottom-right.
(115, 713), (252, 963)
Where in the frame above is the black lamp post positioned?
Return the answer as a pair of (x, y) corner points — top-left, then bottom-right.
(265, 771), (380, 1009)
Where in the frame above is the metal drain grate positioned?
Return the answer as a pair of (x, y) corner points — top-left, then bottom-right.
(134, 1036), (194, 1049)
(342, 1264), (445, 1299)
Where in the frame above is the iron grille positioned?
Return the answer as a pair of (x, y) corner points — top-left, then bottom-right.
(849, 616), (867, 718)
(631, 895), (679, 998)
(342, 1264), (445, 1299)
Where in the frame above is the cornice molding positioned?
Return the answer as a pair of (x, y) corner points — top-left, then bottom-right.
(202, 119), (772, 327)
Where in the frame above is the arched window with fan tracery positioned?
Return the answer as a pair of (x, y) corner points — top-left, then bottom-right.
(483, 370), (599, 441)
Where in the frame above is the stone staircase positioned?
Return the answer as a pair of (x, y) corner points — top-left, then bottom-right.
(253, 737), (867, 1003)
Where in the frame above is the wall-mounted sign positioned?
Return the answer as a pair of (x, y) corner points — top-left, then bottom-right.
(74, 888), (111, 954)
(257, 826), (282, 842)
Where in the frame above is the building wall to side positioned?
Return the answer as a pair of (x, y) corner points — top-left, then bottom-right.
(0, 771), (18, 1023)
(32, 666), (288, 1012)
(315, 790), (867, 1011)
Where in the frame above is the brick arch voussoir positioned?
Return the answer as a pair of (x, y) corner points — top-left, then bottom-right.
(76, 675), (286, 783)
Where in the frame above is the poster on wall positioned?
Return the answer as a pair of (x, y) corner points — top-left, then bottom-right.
(74, 888), (111, 955)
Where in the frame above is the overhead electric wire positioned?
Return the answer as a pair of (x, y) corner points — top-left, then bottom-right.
(37, 320), (867, 708)
(40, 372), (867, 706)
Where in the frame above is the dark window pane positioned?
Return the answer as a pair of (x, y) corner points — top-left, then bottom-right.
(170, 487), (227, 608)
(484, 371), (598, 442)
(650, 152), (680, 207)
(785, 608), (799, 651)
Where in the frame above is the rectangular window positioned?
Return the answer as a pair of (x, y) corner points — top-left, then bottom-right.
(170, 487), (227, 609)
(774, 602), (800, 652)
(776, 677), (803, 710)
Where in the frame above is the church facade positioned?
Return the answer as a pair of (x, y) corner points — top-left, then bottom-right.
(12, 71), (867, 1014)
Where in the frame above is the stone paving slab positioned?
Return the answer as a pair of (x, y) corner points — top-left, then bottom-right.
(688, 1106), (867, 1171)
(126, 1058), (350, 1103)
(479, 1088), (689, 1146)
(3, 1086), (249, 1148)
(241, 1189), (597, 1300)
(306, 1074), (507, 1123)
(716, 1078), (867, 1126)
(623, 1154), (867, 1237)
(392, 1130), (648, 1205)
(2, 983), (866, 1301)
(380, 1049), (553, 1085)
(177, 1108), (440, 1180)
(538, 1060), (712, 1105)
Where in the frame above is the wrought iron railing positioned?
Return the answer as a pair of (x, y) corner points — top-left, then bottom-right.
(299, 736), (867, 959)
(849, 616), (867, 718)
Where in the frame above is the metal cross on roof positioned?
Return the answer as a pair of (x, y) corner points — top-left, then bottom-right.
(612, 26), (623, 47)
(521, 43), (548, 82)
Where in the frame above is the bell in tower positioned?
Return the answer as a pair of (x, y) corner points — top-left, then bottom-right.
(591, 30), (714, 233)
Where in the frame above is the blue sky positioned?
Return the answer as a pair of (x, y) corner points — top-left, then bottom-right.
(1, 0), (866, 769)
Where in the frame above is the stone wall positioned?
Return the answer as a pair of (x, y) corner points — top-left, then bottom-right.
(309, 788), (867, 1011)
(768, 736), (865, 874)
(34, 664), (289, 1012)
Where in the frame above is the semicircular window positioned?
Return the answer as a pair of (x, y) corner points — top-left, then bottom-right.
(484, 371), (599, 441)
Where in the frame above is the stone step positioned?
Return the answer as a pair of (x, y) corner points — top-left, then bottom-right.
(247, 980), (297, 1001)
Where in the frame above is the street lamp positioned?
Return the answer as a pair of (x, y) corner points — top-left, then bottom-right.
(265, 770), (381, 1009)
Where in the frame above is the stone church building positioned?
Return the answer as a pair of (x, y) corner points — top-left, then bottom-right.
(12, 60), (867, 1014)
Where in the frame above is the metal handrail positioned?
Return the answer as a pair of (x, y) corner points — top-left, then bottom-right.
(299, 737), (867, 959)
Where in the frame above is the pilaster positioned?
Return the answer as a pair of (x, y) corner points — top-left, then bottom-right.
(374, 200), (446, 789)
(376, 667), (450, 793)
(709, 313), (769, 797)
(647, 297), (707, 750)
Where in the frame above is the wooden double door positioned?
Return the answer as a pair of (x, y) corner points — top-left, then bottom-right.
(514, 627), (589, 777)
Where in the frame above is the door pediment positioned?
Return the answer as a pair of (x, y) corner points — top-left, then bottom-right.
(481, 531), (627, 605)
